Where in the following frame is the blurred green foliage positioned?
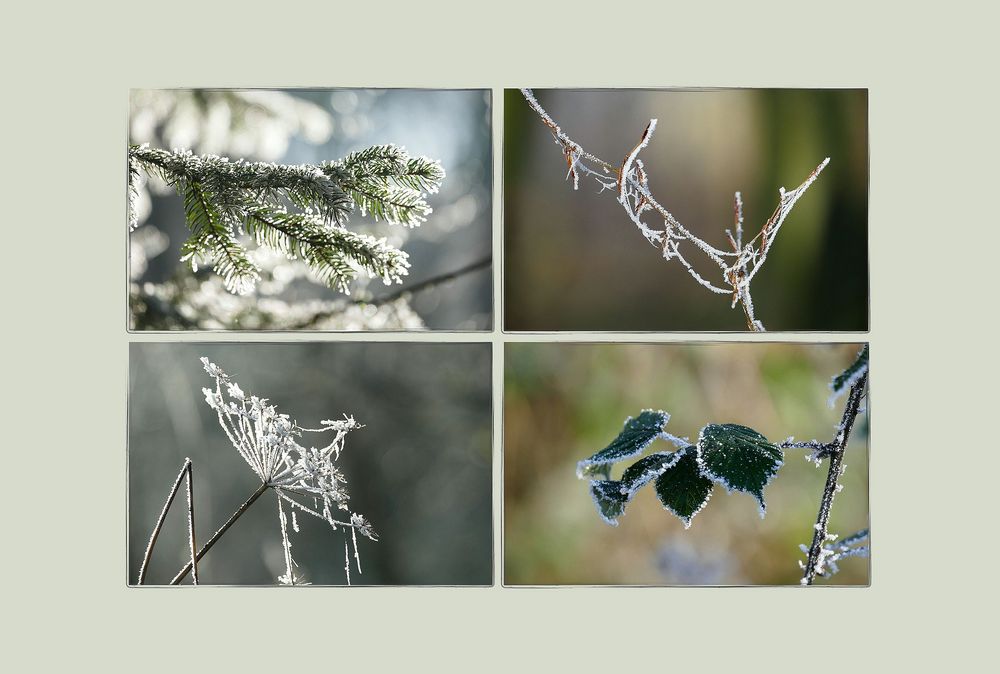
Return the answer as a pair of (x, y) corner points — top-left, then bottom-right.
(130, 342), (492, 585)
(504, 89), (868, 331)
(504, 343), (869, 585)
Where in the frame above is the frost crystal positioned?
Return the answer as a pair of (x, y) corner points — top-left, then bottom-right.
(798, 528), (869, 580)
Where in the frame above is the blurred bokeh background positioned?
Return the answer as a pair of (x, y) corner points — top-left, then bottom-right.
(130, 89), (492, 330)
(504, 342), (869, 585)
(504, 89), (868, 331)
(129, 342), (492, 585)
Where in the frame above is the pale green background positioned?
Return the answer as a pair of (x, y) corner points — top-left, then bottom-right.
(6, 0), (997, 671)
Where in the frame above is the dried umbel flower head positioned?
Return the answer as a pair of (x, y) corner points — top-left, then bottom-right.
(200, 357), (377, 584)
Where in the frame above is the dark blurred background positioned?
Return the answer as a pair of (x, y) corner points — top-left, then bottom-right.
(129, 342), (492, 585)
(504, 89), (868, 331)
(130, 89), (492, 330)
(504, 342), (869, 585)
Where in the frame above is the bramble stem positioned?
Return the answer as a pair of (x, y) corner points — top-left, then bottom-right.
(801, 373), (868, 585)
(170, 482), (269, 585)
(138, 458), (192, 585)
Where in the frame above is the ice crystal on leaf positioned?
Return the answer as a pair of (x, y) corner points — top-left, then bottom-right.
(829, 345), (869, 407)
(695, 423), (783, 516)
(576, 410), (669, 479)
(654, 447), (713, 528)
(200, 357), (376, 584)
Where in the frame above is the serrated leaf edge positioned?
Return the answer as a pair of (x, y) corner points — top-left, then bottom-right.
(588, 450), (683, 526)
(575, 409), (670, 479)
(588, 480), (626, 526)
(694, 424), (784, 518)
(620, 451), (683, 501)
(654, 447), (714, 529)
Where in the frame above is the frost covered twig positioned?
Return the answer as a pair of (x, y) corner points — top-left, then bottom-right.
(521, 89), (829, 331)
(799, 528), (869, 579)
(799, 370), (868, 585)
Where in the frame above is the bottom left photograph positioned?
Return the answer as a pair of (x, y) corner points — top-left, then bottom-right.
(128, 341), (492, 586)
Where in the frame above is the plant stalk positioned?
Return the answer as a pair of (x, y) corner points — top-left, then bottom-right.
(170, 482), (268, 585)
(802, 373), (868, 585)
(138, 458), (192, 585)
(185, 461), (198, 585)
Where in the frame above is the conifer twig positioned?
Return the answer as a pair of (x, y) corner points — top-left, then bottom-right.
(129, 144), (443, 296)
(520, 89), (829, 331)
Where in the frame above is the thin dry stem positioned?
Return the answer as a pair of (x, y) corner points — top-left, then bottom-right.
(170, 482), (269, 585)
(138, 458), (194, 585)
(185, 462), (198, 585)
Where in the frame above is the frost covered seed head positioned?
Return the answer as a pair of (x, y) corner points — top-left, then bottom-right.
(199, 357), (377, 583)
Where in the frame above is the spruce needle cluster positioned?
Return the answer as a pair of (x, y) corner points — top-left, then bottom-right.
(128, 144), (444, 295)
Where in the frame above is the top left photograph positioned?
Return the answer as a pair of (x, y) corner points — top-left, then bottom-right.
(128, 89), (492, 331)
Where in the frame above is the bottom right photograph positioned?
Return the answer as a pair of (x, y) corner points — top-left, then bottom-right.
(504, 342), (869, 586)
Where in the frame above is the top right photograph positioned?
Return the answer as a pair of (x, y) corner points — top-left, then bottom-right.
(504, 88), (868, 332)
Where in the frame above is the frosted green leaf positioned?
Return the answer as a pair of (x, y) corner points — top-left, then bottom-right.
(654, 446), (713, 528)
(830, 344), (869, 405)
(589, 480), (628, 526)
(620, 452), (680, 498)
(586, 452), (681, 526)
(696, 423), (782, 515)
(576, 410), (669, 480)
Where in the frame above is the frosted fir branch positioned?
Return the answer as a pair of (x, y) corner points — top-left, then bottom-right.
(521, 89), (830, 331)
(243, 205), (411, 293)
(128, 143), (443, 296)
